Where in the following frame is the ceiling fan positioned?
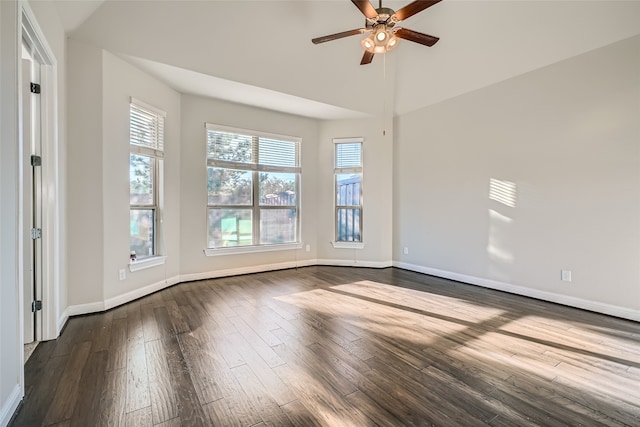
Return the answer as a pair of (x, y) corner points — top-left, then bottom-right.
(312, 0), (442, 65)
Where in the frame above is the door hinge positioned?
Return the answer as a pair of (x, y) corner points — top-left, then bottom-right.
(30, 82), (41, 94)
(31, 228), (42, 240)
(31, 155), (41, 166)
(31, 300), (42, 312)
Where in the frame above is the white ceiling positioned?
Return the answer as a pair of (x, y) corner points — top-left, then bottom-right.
(54, 0), (640, 120)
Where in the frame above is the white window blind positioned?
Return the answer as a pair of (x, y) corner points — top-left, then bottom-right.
(130, 101), (165, 154)
(335, 142), (362, 169)
(259, 137), (298, 168)
(206, 124), (300, 171)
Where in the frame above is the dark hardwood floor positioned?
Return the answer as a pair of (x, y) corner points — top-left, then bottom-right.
(11, 266), (640, 426)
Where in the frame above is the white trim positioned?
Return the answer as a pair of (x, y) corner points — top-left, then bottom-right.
(393, 261), (640, 323)
(331, 241), (365, 249)
(57, 307), (68, 335)
(104, 275), (180, 310)
(180, 259), (317, 283)
(333, 136), (365, 144)
(130, 97), (166, 117)
(204, 243), (303, 257)
(0, 384), (22, 427)
(205, 122), (301, 144)
(317, 258), (392, 268)
(129, 255), (166, 272)
(66, 301), (106, 317)
(21, 1), (61, 343)
(66, 275), (181, 316)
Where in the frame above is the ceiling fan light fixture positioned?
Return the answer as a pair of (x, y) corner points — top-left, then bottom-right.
(361, 26), (399, 54)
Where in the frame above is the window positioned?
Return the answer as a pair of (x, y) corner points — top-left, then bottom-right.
(206, 124), (301, 251)
(334, 138), (363, 244)
(129, 99), (165, 260)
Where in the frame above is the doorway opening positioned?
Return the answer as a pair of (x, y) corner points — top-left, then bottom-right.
(20, 4), (61, 366)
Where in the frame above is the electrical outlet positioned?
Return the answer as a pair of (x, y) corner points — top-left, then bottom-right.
(119, 269), (126, 281)
(561, 270), (572, 282)
(403, 247), (409, 255)
(305, 244), (311, 252)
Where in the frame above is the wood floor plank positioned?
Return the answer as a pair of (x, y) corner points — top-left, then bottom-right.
(227, 314), (286, 368)
(11, 351), (67, 426)
(176, 330), (224, 404)
(106, 317), (128, 372)
(125, 334), (150, 413)
(230, 364), (291, 426)
(344, 390), (404, 427)
(70, 350), (108, 427)
(97, 367), (127, 426)
(272, 329), (358, 397)
(272, 362), (372, 426)
(124, 406), (152, 427)
(202, 398), (242, 427)
(11, 266), (640, 427)
(140, 302), (161, 342)
(163, 336), (209, 427)
(145, 339), (178, 425)
(43, 341), (92, 425)
(165, 299), (190, 335)
(280, 399), (324, 427)
(91, 311), (114, 353)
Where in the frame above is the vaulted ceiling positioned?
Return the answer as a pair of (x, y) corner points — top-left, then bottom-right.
(54, 0), (640, 119)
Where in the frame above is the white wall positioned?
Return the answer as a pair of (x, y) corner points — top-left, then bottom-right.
(67, 41), (182, 311)
(316, 118), (394, 266)
(179, 95), (320, 277)
(67, 39), (104, 307)
(101, 50), (181, 302)
(394, 35), (640, 319)
(0, 1), (21, 424)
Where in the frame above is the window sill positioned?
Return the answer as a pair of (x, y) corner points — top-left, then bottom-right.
(129, 255), (167, 272)
(204, 243), (303, 256)
(331, 241), (365, 249)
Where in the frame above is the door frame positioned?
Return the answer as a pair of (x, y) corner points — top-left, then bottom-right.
(19, 2), (61, 349)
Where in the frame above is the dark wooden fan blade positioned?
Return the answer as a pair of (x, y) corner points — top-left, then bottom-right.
(360, 50), (375, 65)
(395, 27), (439, 46)
(393, 0), (442, 21)
(351, 0), (378, 19)
(312, 28), (364, 44)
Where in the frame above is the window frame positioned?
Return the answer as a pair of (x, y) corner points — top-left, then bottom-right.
(205, 123), (302, 255)
(129, 98), (166, 265)
(333, 137), (364, 249)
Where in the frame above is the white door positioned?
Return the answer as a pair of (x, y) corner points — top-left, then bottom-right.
(22, 52), (43, 344)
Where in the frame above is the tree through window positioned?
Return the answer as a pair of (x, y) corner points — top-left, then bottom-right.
(206, 124), (301, 249)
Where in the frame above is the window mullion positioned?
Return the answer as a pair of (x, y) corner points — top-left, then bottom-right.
(206, 126), (301, 249)
(253, 170), (259, 245)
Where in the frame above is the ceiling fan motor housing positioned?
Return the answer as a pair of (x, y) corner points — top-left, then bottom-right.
(367, 7), (397, 27)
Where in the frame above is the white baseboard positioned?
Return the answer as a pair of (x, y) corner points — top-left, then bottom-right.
(179, 259), (317, 283)
(394, 261), (640, 322)
(64, 259), (391, 318)
(104, 275), (181, 311)
(65, 259), (638, 324)
(316, 259), (393, 268)
(66, 301), (105, 317)
(57, 308), (69, 335)
(0, 384), (22, 427)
